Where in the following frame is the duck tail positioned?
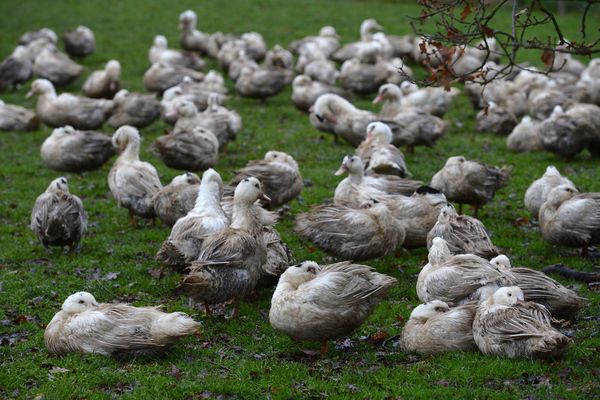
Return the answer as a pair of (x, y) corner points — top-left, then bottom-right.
(156, 240), (192, 271)
(532, 332), (569, 359)
(151, 312), (200, 341)
(45, 216), (69, 243)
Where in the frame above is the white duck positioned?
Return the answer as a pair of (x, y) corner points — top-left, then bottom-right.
(355, 121), (409, 177)
(32, 45), (83, 86)
(45, 292), (199, 357)
(149, 35), (205, 70)
(289, 26), (340, 58)
(332, 19), (383, 62)
(82, 60), (121, 99)
(506, 116), (543, 153)
(26, 79), (114, 129)
(178, 10), (212, 55)
(524, 166), (576, 218)
(0, 99), (39, 131)
(270, 260), (397, 353)
(291, 75), (343, 112)
(108, 126), (163, 224)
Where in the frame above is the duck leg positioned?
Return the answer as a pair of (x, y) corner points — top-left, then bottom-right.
(472, 205), (479, 218)
(204, 303), (212, 316)
(320, 341), (329, 354)
(230, 297), (240, 319)
(128, 211), (136, 226)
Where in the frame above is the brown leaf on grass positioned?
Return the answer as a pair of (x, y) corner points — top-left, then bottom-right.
(370, 331), (389, 344)
(511, 216), (530, 226)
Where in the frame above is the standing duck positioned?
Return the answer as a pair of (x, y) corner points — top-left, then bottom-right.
(149, 35), (205, 70)
(26, 79), (114, 129)
(294, 200), (405, 260)
(490, 255), (585, 320)
(30, 177), (87, 251)
(426, 204), (498, 259)
(156, 169), (228, 270)
(178, 10), (212, 55)
(40, 126), (115, 172)
(32, 46), (83, 86)
(107, 89), (160, 129)
(400, 301), (477, 354)
(417, 237), (513, 305)
(151, 124), (219, 172)
(181, 177), (268, 316)
(152, 172), (201, 227)
(62, 26), (95, 57)
(45, 292), (199, 357)
(270, 260), (397, 353)
(0, 100), (39, 131)
(0, 46), (32, 91)
(108, 126), (163, 224)
(82, 60), (121, 99)
(539, 185), (600, 257)
(229, 151), (303, 208)
(430, 156), (511, 216)
(356, 121), (408, 177)
(473, 286), (569, 359)
(524, 166), (576, 218)
(332, 19), (383, 62)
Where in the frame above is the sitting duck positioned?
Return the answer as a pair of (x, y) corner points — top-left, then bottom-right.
(149, 35), (205, 70)
(63, 26), (95, 57)
(152, 172), (201, 227)
(0, 99), (39, 131)
(32, 45), (83, 86)
(524, 166), (575, 218)
(82, 60), (121, 99)
(107, 89), (160, 129)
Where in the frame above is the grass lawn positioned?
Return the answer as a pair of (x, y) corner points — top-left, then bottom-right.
(1, 0), (599, 398)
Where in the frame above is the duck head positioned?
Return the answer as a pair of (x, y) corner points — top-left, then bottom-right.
(179, 10), (197, 29)
(105, 60), (121, 80)
(428, 237), (451, 265)
(545, 184), (578, 207)
(112, 125), (141, 154)
(62, 291), (99, 314)
(489, 286), (525, 306)
(26, 78), (55, 98)
(234, 177), (270, 204)
(171, 172), (201, 186)
(264, 151), (298, 170)
(292, 74), (312, 88)
(400, 81), (418, 95)
(280, 261), (320, 288)
(319, 26), (339, 39)
(373, 83), (401, 104)
(177, 100), (198, 118)
(410, 300), (450, 320)
(46, 176), (69, 194)
(334, 155), (362, 176)
(153, 35), (168, 49)
(490, 255), (512, 272)
(366, 121), (392, 144)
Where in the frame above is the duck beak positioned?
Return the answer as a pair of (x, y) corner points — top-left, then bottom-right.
(25, 89), (35, 98)
(164, 110), (178, 120)
(260, 193), (271, 203)
(372, 95), (382, 104)
(334, 164), (348, 176)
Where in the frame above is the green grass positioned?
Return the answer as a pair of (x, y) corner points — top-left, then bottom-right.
(1, 0), (599, 399)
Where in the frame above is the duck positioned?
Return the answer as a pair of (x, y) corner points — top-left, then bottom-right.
(551, 43), (585, 77)
(197, 70), (228, 94)
(417, 237), (513, 305)
(311, 93), (387, 146)
(180, 177), (268, 316)
(26, 79), (114, 129)
(220, 185), (278, 229)
(506, 116), (543, 153)
(395, 81), (459, 117)
(160, 81), (226, 123)
(465, 79), (529, 117)
(540, 104), (600, 158)
(228, 50), (259, 82)
(149, 35), (205, 70)
(265, 45), (294, 70)
(578, 58), (600, 104)
(288, 26), (340, 58)
(372, 83), (404, 119)
(490, 255), (585, 320)
(157, 169), (228, 270)
(294, 200), (405, 260)
(207, 32), (239, 59)
(235, 65), (292, 99)
(270, 260), (397, 353)
(19, 28), (57, 46)
(334, 155), (421, 207)
(194, 93), (241, 148)
(389, 108), (448, 152)
(143, 62), (204, 93)
(539, 184), (600, 257)
(32, 45), (83, 86)
(332, 19), (383, 62)
(108, 126), (163, 224)
(339, 58), (401, 95)
(295, 42), (324, 73)
(473, 286), (569, 359)
(524, 166), (576, 218)
(0, 99), (39, 131)
(44, 291), (199, 357)
(30, 177), (87, 251)
(82, 60), (121, 99)
(152, 125), (219, 173)
(229, 151), (303, 208)
(107, 89), (160, 129)
(291, 75), (344, 112)
(62, 26), (95, 57)
(304, 56), (339, 86)
(167, 99), (204, 134)
(387, 34), (415, 58)
(426, 204), (498, 258)
(178, 10), (212, 55)
(475, 102), (518, 135)
(152, 172), (201, 227)
(22, 37), (55, 62)
(217, 39), (247, 69)
(528, 85), (573, 121)
(400, 301), (477, 354)
(40, 125), (115, 172)
(355, 121), (408, 177)
(240, 32), (267, 61)
(0, 46), (33, 91)
(430, 156), (511, 216)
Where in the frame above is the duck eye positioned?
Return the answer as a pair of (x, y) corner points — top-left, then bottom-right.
(316, 114), (324, 123)
(78, 300), (84, 304)
(508, 293), (512, 297)
(254, 183), (259, 189)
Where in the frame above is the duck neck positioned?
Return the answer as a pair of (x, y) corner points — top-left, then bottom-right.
(193, 182), (221, 212)
(230, 199), (257, 230)
(348, 168), (364, 184)
(120, 137), (140, 161)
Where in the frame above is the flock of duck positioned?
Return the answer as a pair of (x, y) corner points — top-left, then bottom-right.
(1, 12), (598, 360)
